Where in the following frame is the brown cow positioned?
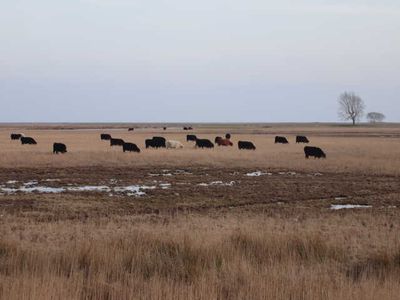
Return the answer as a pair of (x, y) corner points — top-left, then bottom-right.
(216, 138), (233, 146)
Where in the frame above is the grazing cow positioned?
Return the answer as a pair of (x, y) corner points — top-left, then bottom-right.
(196, 139), (214, 149)
(53, 143), (67, 154)
(275, 136), (289, 144)
(183, 127), (188, 130)
(163, 127), (167, 131)
(100, 134), (111, 140)
(187, 135), (197, 142)
(153, 137), (166, 146)
(215, 136), (223, 144)
(166, 140), (184, 149)
(123, 143), (141, 153)
(184, 126), (193, 130)
(146, 137), (166, 148)
(10, 133), (22, 140)
(304, 146), (326, 159)
(21, 137), (37, 145)
(296, 136), (309, 143)
(238, 141), (256, 150)
(110, 138), (125, 146)
(225, 133), (231, 139)
(216, 138), (233, 146)
(128, 128), (134, 131)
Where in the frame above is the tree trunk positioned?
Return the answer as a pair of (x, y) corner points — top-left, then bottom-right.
(352, 118), (356, 126)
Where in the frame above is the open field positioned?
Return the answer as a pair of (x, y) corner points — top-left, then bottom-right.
(0, 123), (400, 299)
(1, 123), (400, 174)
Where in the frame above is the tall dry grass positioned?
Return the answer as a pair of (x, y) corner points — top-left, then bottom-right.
(0, 126), (400, 175)
(1, 213), (400, 299)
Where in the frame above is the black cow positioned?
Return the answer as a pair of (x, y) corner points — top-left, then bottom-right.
(21, 137), (37, 145)
(225, 133), (231, 139)
(187, 135), (197, 142)
(110, 138), (125, 146)
(146, 137), (166, 148)
(304, 146), (326, 159)
(275, 136), (289, 144)
(296, 136), (309, 143)
(10, 133), (22, 140)
(101, 134), (111, 140)
(123, 143), (141, 153)
(153, 137), (166, 147)
(163, 127), (167, 131)
(183, 126), (193, 130)
(53, 143), (67, 154)
(128, 128), (134, 131)
(238, 141), (256, 150)
(196, 139), (214, 149)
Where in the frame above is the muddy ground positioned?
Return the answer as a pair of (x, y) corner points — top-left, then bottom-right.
(0, 166), (398, 221)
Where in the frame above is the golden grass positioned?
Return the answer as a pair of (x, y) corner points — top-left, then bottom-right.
(1, 213), (400, 300)
(1, 124), (400, 299)
(0, 125), (400, 175)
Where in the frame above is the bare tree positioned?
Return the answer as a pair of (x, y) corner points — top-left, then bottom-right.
(367, 112), (385, 123)
(338, 92), (365, 125)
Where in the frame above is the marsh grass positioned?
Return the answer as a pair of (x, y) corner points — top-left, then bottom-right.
(1, 214), (400, 299)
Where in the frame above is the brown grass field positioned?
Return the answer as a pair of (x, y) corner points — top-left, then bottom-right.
(0, 123), (400, 299)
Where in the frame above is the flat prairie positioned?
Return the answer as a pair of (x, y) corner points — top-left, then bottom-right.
(0, 123), (400, 300)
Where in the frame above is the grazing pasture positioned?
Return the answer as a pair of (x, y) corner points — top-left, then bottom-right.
(0, 123), (400, 299)
(0, 124), (399, 174)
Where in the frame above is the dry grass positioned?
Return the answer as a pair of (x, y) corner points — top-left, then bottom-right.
(1, 123), (400, 299)
(1, 124), (400, 175)
(0, 213), (400, 300)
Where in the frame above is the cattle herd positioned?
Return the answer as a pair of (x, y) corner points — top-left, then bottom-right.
(8, 130), (327, 159)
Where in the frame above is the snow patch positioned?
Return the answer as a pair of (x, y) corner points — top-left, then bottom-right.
(198, 181), (235, 187)
(246, 171), (272, 177)
(159, 183), (171, 189)
(0, 184), (158, 197)
(330, 204), (372, 210)
(68, 186), (111, 192)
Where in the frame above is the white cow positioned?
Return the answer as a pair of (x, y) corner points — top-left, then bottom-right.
(166, 140), (184, 149)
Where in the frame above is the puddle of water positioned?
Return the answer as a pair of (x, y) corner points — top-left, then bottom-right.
(330, 204), (372, 210)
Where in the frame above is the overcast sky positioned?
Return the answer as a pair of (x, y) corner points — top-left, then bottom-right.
(1, 0), (399, 122)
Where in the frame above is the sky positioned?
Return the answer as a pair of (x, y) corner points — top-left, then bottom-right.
(0, 0), (399, 122)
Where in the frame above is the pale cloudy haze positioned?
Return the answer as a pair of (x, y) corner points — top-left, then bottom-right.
(0, 0), (399, 122)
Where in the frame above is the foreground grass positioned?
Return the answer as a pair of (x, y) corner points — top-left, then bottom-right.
(0, 212), (399, 299)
